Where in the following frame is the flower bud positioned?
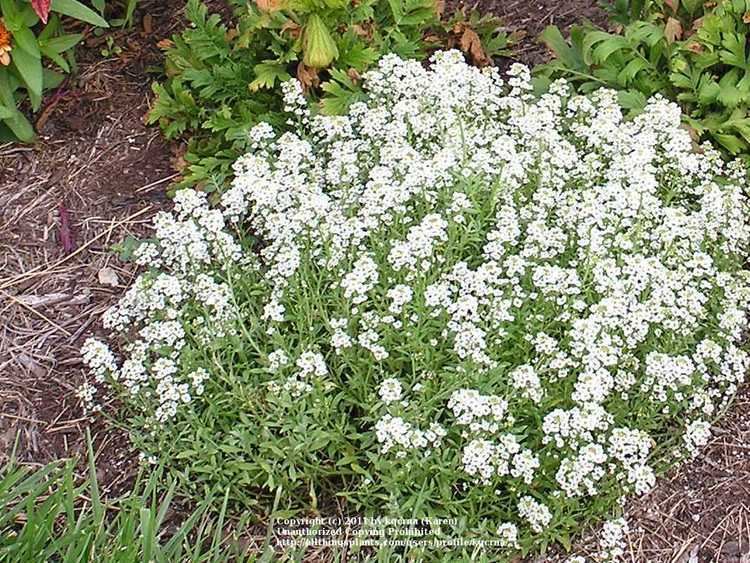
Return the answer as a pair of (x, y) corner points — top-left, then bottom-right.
(303, 14), (338, 69)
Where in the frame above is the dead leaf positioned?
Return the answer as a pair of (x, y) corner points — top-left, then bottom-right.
(744, 11), (750, 23)
(346, 68), (360, 82)
(143, 14), (153, 34)
(282, 21), (302, 39)
(16, 354), (45, 378)
(156, 38), (174, 50)
(422, 33), (443, 45)
(686, 41), (703, 54)
(435, 0), (445, 18)
(664, 17), (683, 43)
(170, 144), (188, 174)
(664, 0), (679, 11)
(351, 23), (373, 41)
(98, 267), (120, 287)
(256, 0), (283, 12)
(458, 24), (490, 66)
(58, 203), (75, 254)
(296, 62), (320, 92)
(691, 16), (704, 32)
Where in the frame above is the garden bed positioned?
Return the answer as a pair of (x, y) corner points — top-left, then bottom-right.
(1, 0), (750, 561)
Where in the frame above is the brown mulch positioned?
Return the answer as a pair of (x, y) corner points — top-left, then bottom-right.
(1, 0), (749, 560)
(0, 0), (181, 490)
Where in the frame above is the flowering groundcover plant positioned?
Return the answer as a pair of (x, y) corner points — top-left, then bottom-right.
(82, 51), (750, 559)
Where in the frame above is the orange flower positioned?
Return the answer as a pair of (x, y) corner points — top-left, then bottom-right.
(0, 20), (11, 66)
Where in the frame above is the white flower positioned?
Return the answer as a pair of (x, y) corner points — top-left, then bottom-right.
(378, 378), (403, 404)
(496, 522), (519, 548)
(518, 495), (552, 534)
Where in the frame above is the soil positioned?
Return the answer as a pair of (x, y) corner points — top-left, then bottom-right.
(0, 0), (179, 490)
(1, 0), (749, 560)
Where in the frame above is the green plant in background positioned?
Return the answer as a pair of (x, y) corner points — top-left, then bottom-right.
(0, 441), (257, 561)
(91, 0), (139, 27)
(0, 0), (109, 141)
(603, 0), (706, 26)
(538, 0), (750, 156)
(147, 0), (513, 190)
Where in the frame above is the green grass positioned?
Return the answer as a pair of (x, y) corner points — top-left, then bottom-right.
(0, 434), (267, 563)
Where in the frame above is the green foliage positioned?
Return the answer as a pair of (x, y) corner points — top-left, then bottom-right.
(539, 0), (750, 156)
(604, 0), (707, 26)
(0, 0), (109, 142)
(147, 0), (513, 190)
(0, 442), (256, 561)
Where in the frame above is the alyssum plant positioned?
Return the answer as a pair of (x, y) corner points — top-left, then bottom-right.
(537, 0), (750, 156)
(147, 0), (511, 190)
(83, 52), (750, 559)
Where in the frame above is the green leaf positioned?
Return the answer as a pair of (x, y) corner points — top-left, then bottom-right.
(682, 0), (703, 13)
(617, 57), (649, 84)
(618, 89), (647, 111)
(11, 46), (44, 98)
(591, 35), (630, 64)
(248, 62), (291, 92)
(719, 32), (747, 68)
(44, 33), (84, 54)
(539, 25), (583, 70)
(11, 25), (41, 58)
(0, 105), (14, 119)
(0, 73), (35, 142)
(43, 68), (66, 89)
(50, 0), (109, 27)
(697, 80), (721, 106)
(713, 132), (746, 154)
(0, 0), (23, 30)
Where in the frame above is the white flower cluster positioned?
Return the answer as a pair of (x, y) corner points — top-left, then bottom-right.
(80, 189), (241, 421)
(375, 414), (446, 458)
(87, 51), (750, 554)
(597, 517), (629, 562)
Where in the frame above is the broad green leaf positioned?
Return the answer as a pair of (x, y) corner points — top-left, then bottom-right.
(0, 105), (14, 119)
(50, 0), (109, 27)
(591, 35), (630, 64)
(714, 132), (746, 153)
(617, 57), (649, 84)
(11, 47), (44, 98)
(41, 46), (70, 72)
(582, 30), (620, 65)
(617, 89), (647, 111)
(719, 32), (747, 68)
(11, 25), (41, 58)
(539, 25), (583, 70)
(0, 69), (35, 142)
(0, 0), (23, 30)
(697, 80), (721, 105)
(44, 33), (83, 54)
(43, 68), (65, 89)
(730, 119), (750, 144)
(0, 106), (35, 142)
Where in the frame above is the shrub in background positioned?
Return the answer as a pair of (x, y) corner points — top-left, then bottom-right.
(538, 0), (750, 156)
(147, 0), (513, 190)
(84, 52), (750, 559)
(0, 0), (110, 141)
